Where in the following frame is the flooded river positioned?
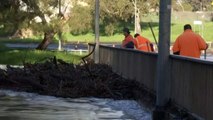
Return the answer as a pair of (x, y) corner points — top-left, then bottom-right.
(0, 90), (151, 120)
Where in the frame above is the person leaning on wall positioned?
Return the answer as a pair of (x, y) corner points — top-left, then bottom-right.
(121, 27), (134, 49)
(172, 24), (208, 58)
(132, 33), (154, 52)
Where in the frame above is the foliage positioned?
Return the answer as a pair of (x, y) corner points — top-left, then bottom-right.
(0, 0), (33, 35)
(0, 0), (66, 37)
(104, 23), (115, 36)
(68, 3), (93, 35)
(186, 0), (212, 11)
(0, 0), (213, 40)
(172, 0), (191, 11)
(98, 0), (160, 35)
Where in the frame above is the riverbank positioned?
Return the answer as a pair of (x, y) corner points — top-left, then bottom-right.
(0, 58), (204, 120)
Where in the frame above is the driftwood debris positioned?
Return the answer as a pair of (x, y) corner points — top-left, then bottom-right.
(0, 57), (155, 105)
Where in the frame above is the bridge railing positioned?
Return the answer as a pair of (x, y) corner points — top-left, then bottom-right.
(99, 45), (158, 91)
(170, 55), (213, 120)
(88, 44), (213, 120)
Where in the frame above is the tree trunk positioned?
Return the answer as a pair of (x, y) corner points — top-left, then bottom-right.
(36, 31), (56, 50)
(136, 9), (141, 34)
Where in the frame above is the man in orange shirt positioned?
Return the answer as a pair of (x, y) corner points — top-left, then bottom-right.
(122, 27), (134, 48)
(172, 24), (208, 58)
(133, 33), (154, 52)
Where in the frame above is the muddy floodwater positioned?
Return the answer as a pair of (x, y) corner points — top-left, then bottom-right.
(0, 90), (151, 120)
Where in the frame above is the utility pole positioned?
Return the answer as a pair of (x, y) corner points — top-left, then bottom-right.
(94, 0), (100, 63)
(153, 0), (171, 119)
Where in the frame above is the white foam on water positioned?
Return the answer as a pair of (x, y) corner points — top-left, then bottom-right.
(0, 90), (151, 120)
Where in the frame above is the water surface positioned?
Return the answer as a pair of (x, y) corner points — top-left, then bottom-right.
(0, 90), (151, 120)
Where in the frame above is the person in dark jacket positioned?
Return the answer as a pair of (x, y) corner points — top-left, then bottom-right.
(122, 27), (134, 48)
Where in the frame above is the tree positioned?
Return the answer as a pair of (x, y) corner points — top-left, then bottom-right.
(0, 0), (71, 50)
(100, 0), (134, 35)
(67, 0), (159, 36)
(0, 0), (160, 47)
(30, 0), (67, 50)
(68, 1), (93, 35)
(68, 0), (135, 35)
(0, 0), (37, 37)
(99, 0), (159, 35)
(186, 0), (212, 11)
(132, 0), (160, 33)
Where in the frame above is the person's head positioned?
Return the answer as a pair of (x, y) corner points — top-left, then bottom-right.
(184, 24), (192, 31)
(123, 27), (130, 36)
(134, 33), (140, 38)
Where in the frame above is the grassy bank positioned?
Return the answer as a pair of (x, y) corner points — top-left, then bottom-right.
(0, 44), (85, 65)
(1, 21), (212, 44)
(62, 21), (213, 43)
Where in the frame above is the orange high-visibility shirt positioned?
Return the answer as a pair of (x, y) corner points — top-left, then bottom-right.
(133, 35), (152, 52)
(172, 30), (207, 58)
(122, 34), (134, 48)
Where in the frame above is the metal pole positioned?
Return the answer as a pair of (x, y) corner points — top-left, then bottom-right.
(94, 0), (100, 63)
(153, 0), (171, 119)
(148, 22), (158, 49)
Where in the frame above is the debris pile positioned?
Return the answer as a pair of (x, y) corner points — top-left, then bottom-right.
(0, 58), (155, 104)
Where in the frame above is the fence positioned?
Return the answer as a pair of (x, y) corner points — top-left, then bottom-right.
(170, 55), (213, 120)
(88, 44), (213, 120)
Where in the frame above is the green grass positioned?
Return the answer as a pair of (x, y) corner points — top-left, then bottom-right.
(58, 32), (123, 43)
(0, 37), (58, 44)
(1, 21), (213, 45)
(59, 11), (213, 43)
(170, 22), (213, 42)
(59, 21), (213, 44)
(1, 12), (213, 44)
(0, 44), (86, 65)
